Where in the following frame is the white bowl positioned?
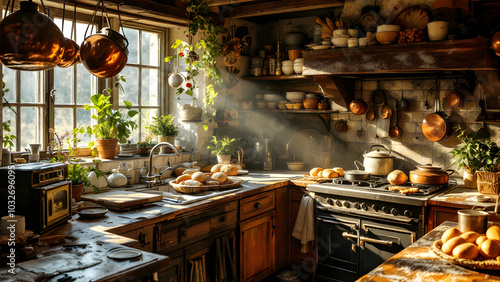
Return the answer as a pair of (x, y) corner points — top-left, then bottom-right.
(293, 65), (303, 74)
(287, 161), (306, 171)
(332, 37), (349, 47)
(333, 29), (347, 37)
(294, 58), (304, 63)
(282, 60), (293, 66)
(282, 65), (294, 75)
(376, 24), (401, 33)
(286, 91), (306, 101)
(263, 93), (282, 101)
(427, 21), (449, 41)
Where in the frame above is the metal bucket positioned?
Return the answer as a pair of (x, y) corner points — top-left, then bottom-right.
(458, 210), (489, 233)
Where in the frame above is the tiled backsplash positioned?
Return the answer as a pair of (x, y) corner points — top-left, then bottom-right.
(329, 77), (498, 175)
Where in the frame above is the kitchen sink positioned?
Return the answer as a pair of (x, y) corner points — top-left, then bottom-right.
(135, 184), (242, 205)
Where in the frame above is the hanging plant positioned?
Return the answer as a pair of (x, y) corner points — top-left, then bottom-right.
(165, 0), (226, 124)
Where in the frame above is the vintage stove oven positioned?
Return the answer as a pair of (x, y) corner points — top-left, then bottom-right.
(307, 177), (456, 282)
(0, 163), (71, 233)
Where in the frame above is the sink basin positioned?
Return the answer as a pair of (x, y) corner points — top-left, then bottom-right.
(136, 184), (242, 205)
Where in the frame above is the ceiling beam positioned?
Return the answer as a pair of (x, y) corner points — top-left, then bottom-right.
(231, 0), (344, 19)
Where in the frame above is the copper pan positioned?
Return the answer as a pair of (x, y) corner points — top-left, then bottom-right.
(409, 165), (454, 185)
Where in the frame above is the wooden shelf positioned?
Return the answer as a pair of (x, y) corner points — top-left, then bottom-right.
(243, 75), (312, 81)
(243, 109), (336, 114)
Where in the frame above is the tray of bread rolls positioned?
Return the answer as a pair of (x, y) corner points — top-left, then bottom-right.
(431, 226), (500, 270)
(169, 164), (242, 194)
(302, 167), (344, 182)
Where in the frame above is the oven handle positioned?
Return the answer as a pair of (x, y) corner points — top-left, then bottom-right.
(341, 232), (358, 240)
(360, 236), (393, 246)
(318, 217), (358, 230)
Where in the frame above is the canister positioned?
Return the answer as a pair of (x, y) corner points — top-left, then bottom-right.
(458, 210), (489, 233)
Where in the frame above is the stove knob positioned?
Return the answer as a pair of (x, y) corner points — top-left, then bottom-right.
(335, 199), (342, 207)
(390, 208), (398, 216)
(326, 198), (334, 206)
(371, 204), (379, 211)
(342, 201), (350, 208)
(381, 206), (389, 213)
(354, 202), (360, 209)
(360, 203), (367, 210)
(404, 210), (413, 218)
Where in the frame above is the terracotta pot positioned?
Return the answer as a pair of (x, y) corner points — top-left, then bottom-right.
(303, 98), (319, 109)
(409, 165), (454, 185)
(95, 139), (119, 159)
(72, 183), (84, 202)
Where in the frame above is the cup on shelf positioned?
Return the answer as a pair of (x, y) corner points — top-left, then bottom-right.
(288, 49), (301, 62)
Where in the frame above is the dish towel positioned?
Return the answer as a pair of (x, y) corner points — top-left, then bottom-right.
(292, 194), (315, 253)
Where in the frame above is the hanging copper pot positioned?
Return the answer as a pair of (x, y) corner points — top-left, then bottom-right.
(80, 27), (128, 78)
(0, 1), (65, 71)
(57, 38), (80, 68)
(492, 31), (500, 56)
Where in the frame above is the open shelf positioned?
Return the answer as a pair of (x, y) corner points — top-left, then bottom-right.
(243, 74), (312, 81)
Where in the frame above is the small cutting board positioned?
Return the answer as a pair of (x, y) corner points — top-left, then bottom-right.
(81, 191), (163, 211)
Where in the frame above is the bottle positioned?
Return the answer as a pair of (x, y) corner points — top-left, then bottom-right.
(263, 139), (273, 171)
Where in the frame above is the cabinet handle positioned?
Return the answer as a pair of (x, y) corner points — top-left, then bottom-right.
(220, 215), (226, 222)
(138, 232), (150, 248)
(162, 239), (174, 246)
(254, 202), (261, 209)
(182, 230), (187, 237)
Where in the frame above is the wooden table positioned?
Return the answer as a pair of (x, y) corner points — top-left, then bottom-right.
(357, 221), (500, 282)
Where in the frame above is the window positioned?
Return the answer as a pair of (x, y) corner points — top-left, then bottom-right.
(119, 26), (163, 142)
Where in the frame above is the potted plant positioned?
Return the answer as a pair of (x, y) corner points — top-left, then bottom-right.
(68, 164), (91, 202)
(81, 89), (138, 159)
(451, 128), (500, 190)
(207, 135), (240, 164)
(145, 114), (179, 154)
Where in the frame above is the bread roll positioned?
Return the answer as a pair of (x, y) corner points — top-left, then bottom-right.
(211, 164), (224, 173)
(176, 174), (191, 184)
(441, 227), (462, 243)
(212, 172), (228, 184)
(180, 180), (203, 186)
(487, 225), (500, 240)
(310, 167), (323, 176)
(452, 243), (479, 259)
(333, 167), (344, 177)
(182, 168), (199, 176)
(221, 165), (238, 176)
(174, 167), (187, 176)
(476, 235), (488, 246)
(205, 180), (220, 185)
(442, 236), (466, 255)
(191, 172), (207, 183)
(480, 239), (500, 259)
(201, 165), (213, 172)
(460, 231), (481, 244)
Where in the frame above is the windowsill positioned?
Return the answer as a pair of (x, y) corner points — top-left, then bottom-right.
(72, 151), (193, 165)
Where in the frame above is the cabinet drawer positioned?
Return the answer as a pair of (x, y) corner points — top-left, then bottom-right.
(211, 210), (237, 230)
(180, 219), (211, 242)
(240, 191), (275, 221)
(159, 228), (179, 250)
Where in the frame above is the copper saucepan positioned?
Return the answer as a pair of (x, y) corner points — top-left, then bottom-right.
(409, 165), (454, 185)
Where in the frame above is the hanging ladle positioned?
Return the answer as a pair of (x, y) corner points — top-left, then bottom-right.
(389, 99), (402, 139)
(399, 90), (410, 112)
(380, 91), (392, 119)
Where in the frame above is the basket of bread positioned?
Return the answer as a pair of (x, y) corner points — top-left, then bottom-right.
(169, 164), (242, 194)
(431, 225), (500, 270)
(304, 167), (344, 182)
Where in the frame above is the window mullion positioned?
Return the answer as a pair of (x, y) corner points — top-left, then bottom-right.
(15, 71), (21, 150)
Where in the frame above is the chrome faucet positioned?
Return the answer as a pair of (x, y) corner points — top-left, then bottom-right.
(141, 142), (182, 188)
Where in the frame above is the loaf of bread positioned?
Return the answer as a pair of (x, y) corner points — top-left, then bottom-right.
(480, 239), (500, 259)
(176, 174), (191, 184)
(487, 225), (500, 240)
(191, 172), (207, 183)
(310, 167), (323, 176)
(211, 164), (224, 173)
(441, 227), (462, 243)
(182, 169), (199, 176)
(212, 172), (228, 184)
(174, 167), (187, 176)
(453, 243), (480, 260)
(332, 167), (344, 177)
(460, 231), (481, 244)
(322, 169), (339, 178)
(180, 180), (203, 186)
(442, 236), (466, 255)
(221, 165), (238, 176)
(205, 180), (220, 185)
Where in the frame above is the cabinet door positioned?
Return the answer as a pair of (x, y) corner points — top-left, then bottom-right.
(158, 250), (184, 282)
(240, 211), (276, 281)
(428, 206), (459, 231)
(119, 225), (154, 252)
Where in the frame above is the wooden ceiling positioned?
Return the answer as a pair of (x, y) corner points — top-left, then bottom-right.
(36, 0), (344, 27)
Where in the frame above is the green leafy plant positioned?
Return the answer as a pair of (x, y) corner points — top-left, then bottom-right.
(68, 164), (91, 185)
(146, 114), (179, 136)
(207, 135), (240, 156)
(451, 127), (500, 173)
(2, 80), (16, 151)
(80, 80), (138, 146)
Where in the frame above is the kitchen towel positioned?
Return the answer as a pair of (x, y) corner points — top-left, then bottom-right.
(292, 194), (315, 253)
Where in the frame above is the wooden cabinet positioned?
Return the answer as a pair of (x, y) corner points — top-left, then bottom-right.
(428, 205), (459, 231)
(158, 249), (184, 282)
(240, 211), (276, 281)
(119, 224), (155, 253)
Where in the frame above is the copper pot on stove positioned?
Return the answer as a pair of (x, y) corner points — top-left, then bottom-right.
(409, 165), (454, 185)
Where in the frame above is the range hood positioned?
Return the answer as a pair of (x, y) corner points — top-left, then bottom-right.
(302, 37), (498, 111)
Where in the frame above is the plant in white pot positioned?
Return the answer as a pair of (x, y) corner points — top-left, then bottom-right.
(207, 135), (240, 164)
(146, 114), (179, 154)
(79, 90), (138, 159)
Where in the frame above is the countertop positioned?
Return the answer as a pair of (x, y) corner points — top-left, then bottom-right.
(429, 186), (498, 210)
(0, 170), (305, 281)
(357, 221), (500, 282)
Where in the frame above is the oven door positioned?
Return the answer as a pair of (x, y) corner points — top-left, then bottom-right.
(359, 219), (417, 274)
(316, 211), (360, 282)
(45, 182), (71, 225)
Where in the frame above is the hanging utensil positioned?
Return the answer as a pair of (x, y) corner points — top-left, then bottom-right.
(379, 91), (392, 119)
(477, 122), (490, 139)
(389, 99), (402, 139)
(350, 80), (368, 115)
(422, 80), (453, 142)
(445, 79), (465, 108)
(371, 79), (385, 106)
(58, 0), (80, 68)
(475, 82), (487, 121)
(335, 120), (347, 133)
(424, 90), (431, 110)
(399, 90), (410, 112)
(365, 81), (375, 121)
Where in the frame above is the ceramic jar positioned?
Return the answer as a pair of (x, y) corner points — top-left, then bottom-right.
(282, 60), (294, 75)
(293, 58), (304, 74)
(303, 97), (320, 109)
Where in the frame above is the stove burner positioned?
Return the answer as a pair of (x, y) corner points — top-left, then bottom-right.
(333, 176), (389, 188)
(386, 179), (458, 195)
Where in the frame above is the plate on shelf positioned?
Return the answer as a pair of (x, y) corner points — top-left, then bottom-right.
(311, 45), (330, 50)
(78, 207), (108, 218)
(107, 247), (142, 260)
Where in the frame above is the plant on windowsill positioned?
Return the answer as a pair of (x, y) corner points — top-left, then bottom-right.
(145, 114), (179, 154)
(68, 163), (94, 202)
(207, 135), (240, 164)
(1, 80), (16, 152)
(78, 79), (139, 159)
(451, 127), (500, 191)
